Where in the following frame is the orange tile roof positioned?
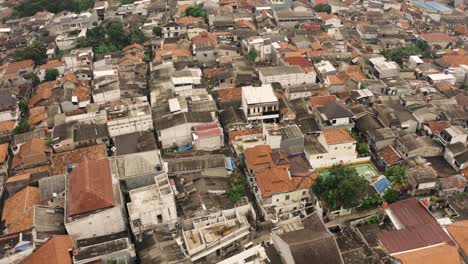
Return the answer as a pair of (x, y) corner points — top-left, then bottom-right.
(0, 120), (15, 132)
(29, 80), (58, 107)
(29, 106), (46, 117)
(309, 95), (336, 107)
(244, 145), (274, 170)
(176, 16), (201, 25)
(327, 73), (349, 85)
(440, 54), (468, 67)
(11, 137), (52, 169)
(2, 186), (45, 233)
(72, 81), (91, 101)
(39, 60), (64, 70)
(3, 60), (34, 71)
(24, 235), (73, 264)
(378, 145), (401, 166)
(63, 72), (78, 83)
(323, 129), (354, 145)
(68, 159), (114, 216)
(434, 81), (458, 92)
(154, 49), (192, 62)
(234, 19), (256, 30)
(453, 24), (468, 36)
(51, 144), (107, 175)
(228, 128), (262, 141)
(0, 143), (8, 163)
(119, 54), (143, 65)
(425, 121), (450, 134)
(447, 221), (468, 255)
(122, 43), (144, 53)
(191, 31), (218, 47)
(28, 112), (47, 126)
(393, 243), (461, 264)
(216, 87), (242, 102)
(420, 33), (456, 43)
(255, 167), (316, 197)
(6, 173), (31, 183)
(177, 3), (191, 13)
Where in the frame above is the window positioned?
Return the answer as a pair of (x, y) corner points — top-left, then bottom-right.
(276, 199), (279, 202)
(332, 119), (337, 124)
(285, 195), (290, 200)
(348, 146), (352, 149)
(302, 190), (306, 195)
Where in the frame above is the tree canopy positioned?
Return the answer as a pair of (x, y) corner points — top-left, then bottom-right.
(383, 189), (399, 203)
(44, 68), (60, 81)
(185, 4), (207, 18)
(75, 21), (146, 54)
(153, 26), (162, 37)
(13, 118), (31, 135)
(312, 165), (369, 209)
(313, 4), (331, 13)
(10, 0), (95, 18)
(245, 48), (258, 63)
(384, 165), (408, 190)
(381, 39), (431, 65)
(13, 41), (47, 65)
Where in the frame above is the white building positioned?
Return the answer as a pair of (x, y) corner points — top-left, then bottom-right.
(304, 128), (358, 168)
(127, 173), (177, 240)
(369, 57), (400, 79)
(242, 84), (279, 122)
(171, 68), (202, 95)
(437, 126), (467, 146)
(154, 111), (215, 148)
(65, 159), (126, 240)
(182, 199), (254, 262)
(427, 73), (457, 85)
(259, 65), (316, 87)
(107, 100), (153, 137)
(241, 37), (272, 63)
(314, 60), (337, 78)
(192, 122), (224, 151)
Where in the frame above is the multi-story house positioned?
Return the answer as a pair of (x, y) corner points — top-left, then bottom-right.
(259, 65), (316, 87)
(242, 84), (280, 122)
(241, 36), (272, 63)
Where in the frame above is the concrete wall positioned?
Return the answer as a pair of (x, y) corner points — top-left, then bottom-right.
(65, 206), (126, 240)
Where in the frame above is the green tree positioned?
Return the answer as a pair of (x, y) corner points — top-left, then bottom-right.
(13, 118), (31, 135)
(129, 27), (146, 44)
(18, 99), (28, 114)
(107, 21), (129, 47)
(152, 26), (162, 37)
(312, 165), (368, 209)
(13, 41), (47, 65)
(46, 136), (54, 147)
(226, 184), (245, 203)
(44, 68), (60, 81)
(313, 4), (331, 13)
(360, 194), (382, 209)
(40, 28), (49, 37)
(185, 4), (207, 18)
(357, 143), (369, 156)
(384, 165), (408, 190)
(24, 72), (40, 87)
(54, 47), (64, 58)
(382, 189), (399, 203)
(245, 48), (258, 63)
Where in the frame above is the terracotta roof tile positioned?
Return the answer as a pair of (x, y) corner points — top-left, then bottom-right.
(29, 106), (46, 117)
(323, 129), (354, 145)
(24, 235), (73, 264)
(29, 80), (59, 107)
(11, 138), (51, 169)
(447, 220), (468, 256)
(393, 243), (461, 264)
(122, 43), (144, 53)
(71, 81), (91, 101)
(244, 145), (274, 170)
(420, 33), (456, 43)
(39, 60), (64, 70)
(176, 16), (202, 25)
(255, 167), (316, 197)
(378, 145), (401, 166)
(6, 173), (31, 183)
(440, 53), (468, 67)
(453, 24), (468, 36)
(28, 112), (47, 126)
(234, 19), (256, 30)
(284, 57), (312, 67)
(228, 127), (262, 141)
(309, 95), (336, 107)
(0, 120), (15, 132)
(3, 60), (34, 71)
(63, 72), (77, 83)
(68, 159), (114, 216)
(0, 143), (8, 163)
(51, 144), (107, 175)
(2, 186), (45, 233)
(425, 121), (450, 135)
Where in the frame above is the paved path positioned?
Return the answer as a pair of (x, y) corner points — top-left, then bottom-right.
(325, 208), (379, 227)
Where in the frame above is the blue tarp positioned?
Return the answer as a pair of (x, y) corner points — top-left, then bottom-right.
(177, 143), (192, 152)
(15, 242), (32, 252)
(225, 157), (234, 171)
(373, 176), (391, 194)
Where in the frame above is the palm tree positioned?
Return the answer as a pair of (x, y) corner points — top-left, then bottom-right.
(384, 165), (408, 190)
